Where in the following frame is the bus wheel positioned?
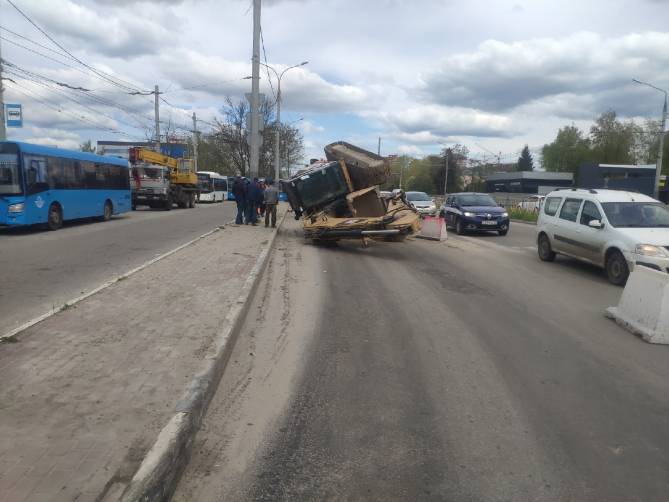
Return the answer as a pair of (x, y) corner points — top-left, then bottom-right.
(47, 203), (63, 231)
(101, 200), (113, 221)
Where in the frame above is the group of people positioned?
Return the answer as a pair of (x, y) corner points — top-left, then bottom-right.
(231, 176), (280, 228)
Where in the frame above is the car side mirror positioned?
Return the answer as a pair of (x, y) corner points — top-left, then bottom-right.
(588, 219), (604, 229)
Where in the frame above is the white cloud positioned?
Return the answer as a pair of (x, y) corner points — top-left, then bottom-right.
(299, 120), (324, 134)
(420, 31), (669, 114)
(374, 105), (518, 140)
(398, 144), (423, 155)
(18, 0), (176, 58)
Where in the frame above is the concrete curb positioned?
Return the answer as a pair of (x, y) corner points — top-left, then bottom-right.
(0, 226), (223, 343)
(510, 218), (536, 226)
(118, 209), (288, 502)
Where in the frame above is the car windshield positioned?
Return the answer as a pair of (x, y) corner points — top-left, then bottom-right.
(601, 202), (669, 228)
(406, 192), (431, 201)
(0, 153), (22, 195)
(459, 194), (497, 207)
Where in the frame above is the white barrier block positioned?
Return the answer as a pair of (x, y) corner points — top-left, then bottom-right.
(605, 265), (669, 344)
(418, 216), (447, 241)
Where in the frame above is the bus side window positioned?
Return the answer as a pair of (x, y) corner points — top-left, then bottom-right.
(24, 156), (48, 194)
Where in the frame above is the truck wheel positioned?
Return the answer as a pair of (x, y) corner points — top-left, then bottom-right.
(164, 195), (172, 211)
(188, 193), (195, 208)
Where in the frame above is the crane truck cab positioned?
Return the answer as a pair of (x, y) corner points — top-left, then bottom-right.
(128, 147), (198, 210)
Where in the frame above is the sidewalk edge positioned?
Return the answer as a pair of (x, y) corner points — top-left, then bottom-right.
(119, 210), (288, 502)
(0, 226), (223, 343)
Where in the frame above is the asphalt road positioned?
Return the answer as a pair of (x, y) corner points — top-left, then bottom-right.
(0, 202), (235, 336)
(176, 218), (669, 501)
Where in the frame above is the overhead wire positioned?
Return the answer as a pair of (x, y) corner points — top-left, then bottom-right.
(5, 0), (147, 93)
(2, 58), (154, 130)
(259, 26), (276, 102)
(5, 80), (142, 139)
(4, 67), (147, 132)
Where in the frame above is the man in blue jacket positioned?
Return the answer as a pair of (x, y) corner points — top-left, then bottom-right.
(232, 176), (247, 225)
(246, 178), (264, 226)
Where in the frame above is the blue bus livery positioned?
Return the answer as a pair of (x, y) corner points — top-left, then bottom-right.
(0, 141), (131, 230)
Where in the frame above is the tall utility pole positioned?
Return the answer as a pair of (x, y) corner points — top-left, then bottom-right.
(192, 112), (198, 172)
(0, 37), (6, 141)
(659, 96), (668, 199)
(378, 137), (381, 156)
(443, 150), (449, 196)
(249, 0), (262, 178)
(154, 85), (160, 150)
(633, 79), (668, 199)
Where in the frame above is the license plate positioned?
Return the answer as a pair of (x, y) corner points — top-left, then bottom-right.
(482, 220), (497, 225)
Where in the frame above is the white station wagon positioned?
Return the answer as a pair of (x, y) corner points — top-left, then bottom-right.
(536, 189), (669, 285)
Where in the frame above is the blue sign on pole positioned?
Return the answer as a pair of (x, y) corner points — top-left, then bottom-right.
(5, 104), (22, 128)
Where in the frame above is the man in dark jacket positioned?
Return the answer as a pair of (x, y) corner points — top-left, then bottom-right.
(232, 176), (246, 224)
(245, 178), (262, 225)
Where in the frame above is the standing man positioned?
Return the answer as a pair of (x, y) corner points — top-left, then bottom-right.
(263, 178), (279, 228)
(232, 176), (247, 225)
(246, 178), (260, 226)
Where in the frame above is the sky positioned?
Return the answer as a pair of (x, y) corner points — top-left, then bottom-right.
(1, 0), (668, 167)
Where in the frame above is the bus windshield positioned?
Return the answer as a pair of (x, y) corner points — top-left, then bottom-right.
(197, 174), (212, 193)
(0, 153), (22, 195)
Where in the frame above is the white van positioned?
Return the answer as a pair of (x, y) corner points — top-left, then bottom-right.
(536, 189), (669, 285)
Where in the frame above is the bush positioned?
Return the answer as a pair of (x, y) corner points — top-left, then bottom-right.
(508, 207), (538, 223)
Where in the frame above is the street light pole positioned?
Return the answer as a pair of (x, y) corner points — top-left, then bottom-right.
(260, 61), (308, 183)
(633, 79), (668, 199)
(0, 37), (6, 141)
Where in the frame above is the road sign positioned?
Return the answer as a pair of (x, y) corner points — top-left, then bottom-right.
(5, 104), (22, 128)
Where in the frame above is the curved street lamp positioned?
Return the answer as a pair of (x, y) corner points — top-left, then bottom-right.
(260, 61), (308, 183)
(633, 78), (668, 199)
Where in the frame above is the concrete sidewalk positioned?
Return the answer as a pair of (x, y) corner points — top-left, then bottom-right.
(0, 212), (283, 502)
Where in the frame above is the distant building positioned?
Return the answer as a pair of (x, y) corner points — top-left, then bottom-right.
(97, 140), (188, 159)
(578, 163), (656, 197)
(485, 171), (574, 194)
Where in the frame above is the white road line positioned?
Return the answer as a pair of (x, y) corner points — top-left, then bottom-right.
(0, 226), (223, 342)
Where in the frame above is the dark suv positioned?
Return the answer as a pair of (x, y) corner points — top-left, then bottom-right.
(440, 193), (510, 236)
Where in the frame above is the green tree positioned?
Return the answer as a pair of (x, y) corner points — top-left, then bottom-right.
(80, 139), (96, 153)
(517, 145), (533, 171)
(405, 156), (439, 193)
(437, 144), (468, 194)
(541, 125), (592, 173)
(589, 110), (636, 164)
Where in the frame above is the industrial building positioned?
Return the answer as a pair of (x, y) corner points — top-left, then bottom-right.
(485, 171), (574, 194)
(578, 163), (657, 197)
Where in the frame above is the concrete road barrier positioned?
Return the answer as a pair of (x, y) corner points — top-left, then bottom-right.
(418, 216), (447, 241)
(605, 265), (669, 344)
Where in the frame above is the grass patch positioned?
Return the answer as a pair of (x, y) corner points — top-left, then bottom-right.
(508, 207), (538, 223)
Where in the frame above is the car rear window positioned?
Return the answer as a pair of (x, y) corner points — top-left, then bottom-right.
(559, 198), (582, 222)
(544, 197), (562, 216)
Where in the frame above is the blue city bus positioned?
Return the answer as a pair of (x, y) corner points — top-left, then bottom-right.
(0, 141), (131, 230)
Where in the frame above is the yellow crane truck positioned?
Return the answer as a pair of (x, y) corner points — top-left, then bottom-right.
(128, 147), (198, 210)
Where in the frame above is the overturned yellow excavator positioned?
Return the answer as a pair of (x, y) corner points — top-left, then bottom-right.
(281, 141), (420, 243)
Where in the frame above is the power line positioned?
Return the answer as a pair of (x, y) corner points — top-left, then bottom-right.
(5, 0), (146, 93)
(5, 80), (142, 139)
(5, 68), (146, 132)
(259, 26), (276, 101)
(2, 58), (154, 130)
